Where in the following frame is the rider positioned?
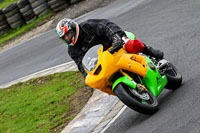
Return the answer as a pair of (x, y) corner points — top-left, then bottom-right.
(56, 18), (164, 77)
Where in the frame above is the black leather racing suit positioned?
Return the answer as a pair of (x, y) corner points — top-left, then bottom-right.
(68, 19), (126, 77)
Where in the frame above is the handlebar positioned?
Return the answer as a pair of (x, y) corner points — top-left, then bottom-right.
(109, 44), (122, 54)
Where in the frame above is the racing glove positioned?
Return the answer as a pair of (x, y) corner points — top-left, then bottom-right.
(112, 33), (124, 47)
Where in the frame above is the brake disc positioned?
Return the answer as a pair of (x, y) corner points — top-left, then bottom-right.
(129, 84), (150, 100)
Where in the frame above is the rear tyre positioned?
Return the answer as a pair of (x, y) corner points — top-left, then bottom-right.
(165, 63), (182, 90)
(114, 83), (158, 115)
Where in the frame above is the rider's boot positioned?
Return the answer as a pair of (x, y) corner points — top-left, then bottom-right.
(142, 45), (164, 59)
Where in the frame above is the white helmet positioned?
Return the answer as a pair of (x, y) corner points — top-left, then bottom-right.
(56, 18), (79, 46)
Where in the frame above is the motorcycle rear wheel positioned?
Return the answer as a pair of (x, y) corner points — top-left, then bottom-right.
(165, 63), (182, 90)
(114, 83), (159, 115)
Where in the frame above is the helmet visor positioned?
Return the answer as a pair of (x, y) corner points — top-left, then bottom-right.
(61, 31), (73, 45)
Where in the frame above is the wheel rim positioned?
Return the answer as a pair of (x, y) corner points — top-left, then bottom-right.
(128, 86), (157, 106)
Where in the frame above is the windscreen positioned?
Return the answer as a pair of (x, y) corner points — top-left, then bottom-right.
(82, 45), (102, 72)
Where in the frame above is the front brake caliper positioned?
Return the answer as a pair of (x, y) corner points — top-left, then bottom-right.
(136, 84), (148, 93)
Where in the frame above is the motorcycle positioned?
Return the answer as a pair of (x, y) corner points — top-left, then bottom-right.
(82, 31), (182, 115)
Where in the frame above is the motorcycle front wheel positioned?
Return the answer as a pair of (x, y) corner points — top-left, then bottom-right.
(114, 83), (159, 115)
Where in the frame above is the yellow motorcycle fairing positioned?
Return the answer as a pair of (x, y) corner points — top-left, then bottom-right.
(85, 46), (148, 95)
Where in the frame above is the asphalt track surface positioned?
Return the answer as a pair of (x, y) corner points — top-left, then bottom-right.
(0, 0), (200, 132)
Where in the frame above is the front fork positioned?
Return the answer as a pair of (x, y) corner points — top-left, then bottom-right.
(113, 70), (150, 101)
(113, 70), (148, 93)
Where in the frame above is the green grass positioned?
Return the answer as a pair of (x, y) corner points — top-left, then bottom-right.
(0, 11), (53, 46)
(0, 0), (19, 9)
(0, 71), (91, 133)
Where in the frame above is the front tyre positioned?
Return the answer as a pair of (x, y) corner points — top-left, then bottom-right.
(165, 63), (182, 90)
(114, 83), (158, 115)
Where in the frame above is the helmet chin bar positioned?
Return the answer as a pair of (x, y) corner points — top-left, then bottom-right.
(67, 32), (76, 46)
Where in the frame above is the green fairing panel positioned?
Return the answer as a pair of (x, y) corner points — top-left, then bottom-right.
(112, 32), (167, 96)
(142, 57), (168, 97)
(112, 76), (136, 91)
(125, 31), (136, 40)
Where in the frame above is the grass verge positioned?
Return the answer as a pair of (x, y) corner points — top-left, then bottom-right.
(0, 71), (93, 133)
(0, 0), (19, 9)
(0, 11), (53, 46)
